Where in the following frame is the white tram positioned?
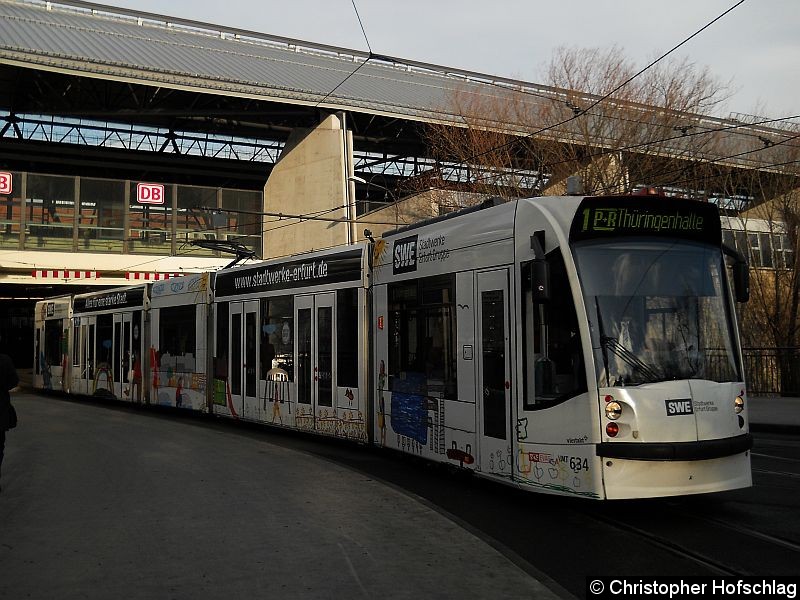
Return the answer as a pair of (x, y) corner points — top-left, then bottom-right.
(147, 272), (213, 410)
(33, 295), (72, 392)
(373, 195), (751, 499)
(211, 245), (369, 439)
(33, 194), (753, 499)
(69, 285), (148, 399)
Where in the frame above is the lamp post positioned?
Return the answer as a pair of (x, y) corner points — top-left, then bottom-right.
(347, 175), (398, 205)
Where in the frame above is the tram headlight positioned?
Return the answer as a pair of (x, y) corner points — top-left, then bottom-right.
(734, 396), (744, 414)
(605, 401), (623, 420)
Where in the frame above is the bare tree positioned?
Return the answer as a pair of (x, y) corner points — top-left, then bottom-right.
(732, 141), (800, 393)
(412, 46), (733, 200)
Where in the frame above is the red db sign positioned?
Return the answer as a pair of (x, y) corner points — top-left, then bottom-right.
(0, 172), (11, 195)
(137, 183), (165, 205)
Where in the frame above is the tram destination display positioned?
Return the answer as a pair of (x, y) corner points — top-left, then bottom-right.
(569, 196), (722, 245)
(73, 287), (146, 313)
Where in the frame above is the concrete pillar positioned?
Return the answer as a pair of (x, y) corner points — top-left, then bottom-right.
(262, 114), (349, 258)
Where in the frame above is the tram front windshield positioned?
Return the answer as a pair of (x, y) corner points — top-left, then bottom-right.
(573, 239), (741, 387)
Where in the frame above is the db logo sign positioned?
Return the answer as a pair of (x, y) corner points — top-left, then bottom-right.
(137, 183), (165, 205)
(0, 172), (12, 195)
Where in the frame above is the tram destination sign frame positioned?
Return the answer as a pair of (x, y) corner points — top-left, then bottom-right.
(73, 287), (146, 313)
(569, 196), (722, 246)
(215, 247), (363, 298)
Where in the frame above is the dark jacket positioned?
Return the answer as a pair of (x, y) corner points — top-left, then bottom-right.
(0, 353), (19, 431)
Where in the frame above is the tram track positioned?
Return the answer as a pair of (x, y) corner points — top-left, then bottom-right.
(581, 510), (744, 577)
(583, 497), (800, 580)
(753, 468), (800, 479)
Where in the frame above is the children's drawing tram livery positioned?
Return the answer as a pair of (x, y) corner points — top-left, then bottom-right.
(69, 285), (149, 400)
(148, 272), (213, 410)
(372, 195), (752, 499)
(32, 194), (753, 500)
(211, 244), (369, 441)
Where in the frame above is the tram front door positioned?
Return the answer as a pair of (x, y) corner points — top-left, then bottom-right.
(229, 300), (259, 419)
(295, 293), (336, 431)
(476, 269), (513, 478)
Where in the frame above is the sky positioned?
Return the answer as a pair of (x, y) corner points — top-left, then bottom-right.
(110, 0), (799, 124)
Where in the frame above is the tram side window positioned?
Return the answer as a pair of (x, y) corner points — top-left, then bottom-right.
(337, 288), (359, 388)
(260, 296), (294, 381)
(43, 319), (64, 368)
(388, 275), (457, 399)
(72, 320), (80, 367)
(522, 251), (587, 409)
(132, 311), (142, 372)
(215, 303), (229, 380)
(95, 314), (113, 370)
(158, 305), (198, 376)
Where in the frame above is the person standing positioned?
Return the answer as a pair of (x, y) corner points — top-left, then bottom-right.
(0, 351), (19, 492)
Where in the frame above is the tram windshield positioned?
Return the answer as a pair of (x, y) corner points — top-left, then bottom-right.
(573, 239), (741, 387)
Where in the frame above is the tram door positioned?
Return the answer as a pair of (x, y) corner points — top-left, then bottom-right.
(295, 293), (336, 428)
(476, 269), (513, 478)
(229, 301), (259, 418)
(112, 313), (133, 400)
(79, 316), (97, 395)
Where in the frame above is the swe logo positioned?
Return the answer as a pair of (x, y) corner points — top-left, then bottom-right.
(665, 398), (694, 416)
(393, 235), (418, 274)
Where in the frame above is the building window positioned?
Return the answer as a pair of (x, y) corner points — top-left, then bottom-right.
(25, 173), (76, 251)
(78, 178), (125, 252)
(222, 189), (262, 257)
(177, 185), (220, 256)
(129, 182), (171, 254)
(0, 171), (23, 249)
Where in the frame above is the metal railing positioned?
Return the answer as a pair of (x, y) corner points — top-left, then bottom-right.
(742, 348), (800, 396)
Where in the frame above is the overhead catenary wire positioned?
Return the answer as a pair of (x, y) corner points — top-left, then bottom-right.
(461, 0), (749, 166)
(404, 0), (756, 193)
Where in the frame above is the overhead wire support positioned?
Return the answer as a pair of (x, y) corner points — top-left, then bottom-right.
(196, 206), (401, 227)
(314, 0), (378, 109)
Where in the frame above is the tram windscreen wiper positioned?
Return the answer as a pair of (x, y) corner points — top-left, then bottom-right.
(595, 297), (611, 388)
(600, 335), (663, 384)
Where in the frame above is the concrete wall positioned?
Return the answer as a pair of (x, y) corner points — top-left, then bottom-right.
(263, 114), (351, 258)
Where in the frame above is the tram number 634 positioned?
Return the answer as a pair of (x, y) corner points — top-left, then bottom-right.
(567, 457), (590, 473)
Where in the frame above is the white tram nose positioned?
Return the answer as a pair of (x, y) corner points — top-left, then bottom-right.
(597, 381), (752, 499)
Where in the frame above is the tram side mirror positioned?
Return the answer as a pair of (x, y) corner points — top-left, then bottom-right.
(723, 243), (750, 303)
(733, 261), (750, 303)
(530, 232), (550, 302)
(530, 260), (550, 302)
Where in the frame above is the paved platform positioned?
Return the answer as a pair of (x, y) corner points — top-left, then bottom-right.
(0, 393), (560, 600)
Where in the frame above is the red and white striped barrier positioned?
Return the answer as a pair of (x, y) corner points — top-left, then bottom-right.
(32, 270), (98, 279)
(126, 272), (181, 281)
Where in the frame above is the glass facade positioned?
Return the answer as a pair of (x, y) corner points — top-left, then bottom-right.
(0, 170), (262, 257)
(26, 174), (75, 251)
(0, 171), (23, 249)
